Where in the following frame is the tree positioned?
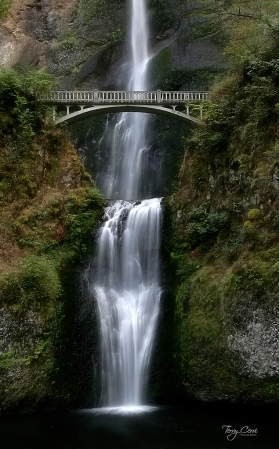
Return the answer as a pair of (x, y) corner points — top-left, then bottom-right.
(188, 0), (279, 64)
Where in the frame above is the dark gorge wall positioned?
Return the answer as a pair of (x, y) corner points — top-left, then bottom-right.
(0, 69), (104, 414)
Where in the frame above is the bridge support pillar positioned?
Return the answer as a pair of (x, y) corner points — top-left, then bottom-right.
(79, 105), (85, 111)
(157, 89), (161, 103)
(186, 106), (190, 116)
(171, 105), (177, 110)
(52, 107), (56, 121)
(66, 105), (70, 115)
(94, 89), (99, 103)
(199, 105), (203, 119)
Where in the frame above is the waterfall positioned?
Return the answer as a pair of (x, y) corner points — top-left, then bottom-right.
(91, 0), (162, 408)
(95, 199), (161, 405)
(99, 0), (150, 200)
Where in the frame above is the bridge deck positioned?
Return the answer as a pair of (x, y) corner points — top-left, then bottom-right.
(39, 90), (209, 105)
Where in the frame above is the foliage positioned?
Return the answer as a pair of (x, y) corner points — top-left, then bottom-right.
(0, 0), (11, 19)
(64, 187), (104, 257)
(1, 276), (22, 304)
(0, 256), (62, 307)
(266, 382), (279, 396)
(161, 68), (223, 91)
(0, 351), (14, 371)
(0, 69), (57, 151)
(189, 0), (279, 64)
(186, 205), (229, 249)
(54, 34), (78, 50)
(23, 341), (50, 366)
(0, 67), (104, 413)
(225, 266), (265, 293)
(76, 0), (110, 26)
(22, 255), (62, 303)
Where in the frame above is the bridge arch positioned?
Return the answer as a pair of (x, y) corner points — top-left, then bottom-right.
(54, 104), (201, 126)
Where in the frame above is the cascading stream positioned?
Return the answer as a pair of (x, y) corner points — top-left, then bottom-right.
(95, 199), (161, 405)
(91, 0), (162, 407)
(99, 0), (150, 201)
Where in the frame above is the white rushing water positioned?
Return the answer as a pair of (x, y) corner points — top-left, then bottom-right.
(100, 0), (150, 200)
(95, 199), (161, 405)
(92, 0), (162, 407)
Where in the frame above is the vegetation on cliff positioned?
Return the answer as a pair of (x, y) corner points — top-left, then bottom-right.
(156, 0), (279, 404)
(0, 0), (11, 19)
(0, 69), (104, 414)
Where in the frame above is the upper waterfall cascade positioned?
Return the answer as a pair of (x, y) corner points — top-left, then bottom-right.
(100, 0), (151, 201)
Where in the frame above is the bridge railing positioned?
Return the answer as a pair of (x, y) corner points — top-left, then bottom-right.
(39, 90), (209, 104)
(161, 92), (208, 102)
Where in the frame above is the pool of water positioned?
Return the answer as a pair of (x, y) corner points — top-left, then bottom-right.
(0, 403), (277, 449)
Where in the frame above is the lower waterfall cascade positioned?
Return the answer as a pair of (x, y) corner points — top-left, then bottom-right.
(93, 199), (162, 406)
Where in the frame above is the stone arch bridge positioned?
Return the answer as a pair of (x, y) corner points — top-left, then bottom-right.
(39, 90), (209, 125)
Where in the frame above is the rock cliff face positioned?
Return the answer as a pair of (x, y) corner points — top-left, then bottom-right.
(0, 0), (226, 89)
(0, 0), (124, 88)
(0, 132), (104, 414)
(1, 1), (74, 72)
(152, 60), (279, 404)
(0, 69), (105, 414)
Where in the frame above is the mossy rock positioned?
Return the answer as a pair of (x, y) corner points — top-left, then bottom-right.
(243, 220), (255, 229)
(248, 209), (262, 220)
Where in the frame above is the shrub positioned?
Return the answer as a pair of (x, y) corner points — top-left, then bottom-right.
(0, 68), (57, 150)
(22, 255), (62, 302)
(186, 205), (229, 248)
(65, 187), (104, 257)
(0, 351), (14, 371)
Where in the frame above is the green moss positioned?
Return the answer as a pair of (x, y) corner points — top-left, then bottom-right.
(22, 255), (62, 303)
(243, 220), (254, 229)
(53, 34), (78, 50)
(0, 0), (11, 19)
(1, 276), (23, 305)
(168, 262), (238, 396)
(248, 208), (262, 220)
(161, 68), (223, 91)
(148, 47), (172, 88)
(64, 187), (104, 258)
(76, 0), (109, 26)
(23, 340), (50, 366)
(0, 351), (15, 371)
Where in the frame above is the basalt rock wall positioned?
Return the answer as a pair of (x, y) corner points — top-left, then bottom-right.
(0, 0), (226, 89)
